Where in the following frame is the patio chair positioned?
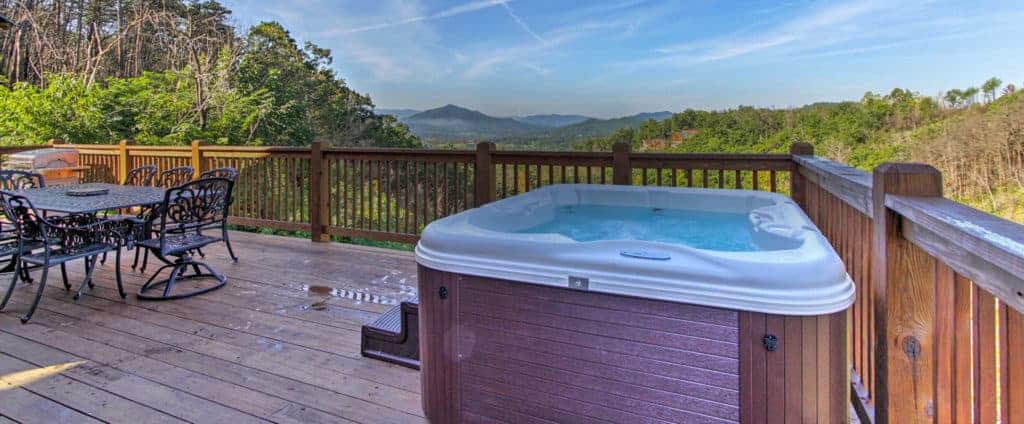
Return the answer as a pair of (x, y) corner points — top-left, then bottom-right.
(193, 167), (238, 260)
(0, 170), (46, 190)
(155, 166), (194, 188)
(136, 177), (234, 300)
(0, 191), (127, 323)
(131, 165), (194, 271)
(198, 167), (237, 181)
(124, 165), (158, 186)
(0, 170), (45, 277)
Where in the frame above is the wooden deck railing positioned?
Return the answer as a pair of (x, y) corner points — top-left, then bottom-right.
(5, 139), (1023, 423)
(34, 140), (792, 243)
(793, 144), (1024, 424)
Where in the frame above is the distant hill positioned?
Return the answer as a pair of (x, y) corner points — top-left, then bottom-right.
(404, 105), (542, 141)
(376, 108), (421, 119)
(513, 114), (592, 128)
(630, 111), (673, 121)
(391, 104), (676, 146)
(498, 111), (676, 147)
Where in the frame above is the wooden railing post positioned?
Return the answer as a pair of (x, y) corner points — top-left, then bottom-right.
(118, 139), (133, 184)
(612, 142), (631, 185)
(309, 140), (329, 242)
(48, 138), (65, 146)
(190, 140), (204, 178)
(871, 163), (943, 424)
(789, 142), (814, 208)
(474, 142), (495, 206)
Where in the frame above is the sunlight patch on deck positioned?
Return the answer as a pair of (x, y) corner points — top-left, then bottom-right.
(0, 361), (87, 390)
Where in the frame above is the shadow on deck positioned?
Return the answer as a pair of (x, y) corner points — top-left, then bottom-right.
(0, 231), (424, 424)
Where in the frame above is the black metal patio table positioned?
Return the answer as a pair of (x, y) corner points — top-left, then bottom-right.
(11, 183), (166, 214)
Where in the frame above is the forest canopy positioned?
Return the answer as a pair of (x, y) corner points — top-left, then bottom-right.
(0, 0), (419, 147)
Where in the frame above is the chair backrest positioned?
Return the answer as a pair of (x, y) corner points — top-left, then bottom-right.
(154, 178), (234, 242)
(124, 165), (158, 186)
(0, 170), (46, 190)
(0, 191), (44, 241)
(199, 167), (237, 181)
(156, 166), (194, 188)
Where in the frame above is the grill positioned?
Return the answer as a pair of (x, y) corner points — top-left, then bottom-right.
(5, 148), (87, 186)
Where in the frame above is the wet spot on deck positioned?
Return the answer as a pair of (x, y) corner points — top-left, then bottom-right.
(302, 284), (401, 306)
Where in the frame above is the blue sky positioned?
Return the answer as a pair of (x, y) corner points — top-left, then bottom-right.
(222, 0), (1024, 118)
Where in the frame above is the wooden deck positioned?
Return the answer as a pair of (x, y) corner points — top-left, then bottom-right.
(0, 231), (424, 424)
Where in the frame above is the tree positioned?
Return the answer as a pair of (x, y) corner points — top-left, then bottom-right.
(982, 77), (1002, 103)
(963, 87), (980, 106)
(233, 22), (416, 147)
(944, 89), (964, 108)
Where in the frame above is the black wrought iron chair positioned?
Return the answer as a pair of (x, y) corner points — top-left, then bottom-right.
(155, 166), (194, 188)
(0, 170), (45, 276)
(132, 165), (194, 271)
(193, 167), (238, 261)
(136, 177), (234, 300)
(124, 165), (158, 187)
(198, 167), (237, 181)
(0, 170), (46, 190)
(0, 191), (127, 323)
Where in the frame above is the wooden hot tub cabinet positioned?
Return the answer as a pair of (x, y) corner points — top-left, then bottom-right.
(419, 266), (848, 423)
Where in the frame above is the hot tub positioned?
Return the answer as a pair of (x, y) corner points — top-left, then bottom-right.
(416, 184), (854, 423)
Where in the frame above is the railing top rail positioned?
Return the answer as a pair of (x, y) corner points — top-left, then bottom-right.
(0, 145), (48, 155)
(202, 145), (312, 153)
(61, 144), (120, 151)
(632, 152), (793, 161)
(886, 194), (1024, 313)
(794, 154), (873, 217)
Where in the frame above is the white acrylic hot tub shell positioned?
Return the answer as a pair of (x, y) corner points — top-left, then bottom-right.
(415, 184), (855, 316)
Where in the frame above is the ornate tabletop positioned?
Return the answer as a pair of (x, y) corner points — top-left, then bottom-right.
(14, 183), (166, 214)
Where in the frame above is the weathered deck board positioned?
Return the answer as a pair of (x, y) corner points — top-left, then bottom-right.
(0, 231), (424, 424)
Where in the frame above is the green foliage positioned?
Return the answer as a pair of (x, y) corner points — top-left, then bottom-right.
(0, 21), (419, 148)
(573, 88), (955, 171)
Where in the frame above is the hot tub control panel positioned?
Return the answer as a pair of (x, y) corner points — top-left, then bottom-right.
(568, 276), (589, 290)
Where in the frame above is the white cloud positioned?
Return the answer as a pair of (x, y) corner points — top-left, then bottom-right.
(654, 0), (888, 63)
(463, 19), (635, 78)
(501, 2), (544, 43)
(329, 0), (509, 35)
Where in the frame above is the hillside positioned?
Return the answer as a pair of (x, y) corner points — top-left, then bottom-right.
(514, 114), (592, 128)
(573, 87), (1024, 222)
(377, 108), (421, 119)
(498, 111), (674, 147)
(403, 105), (542, 141)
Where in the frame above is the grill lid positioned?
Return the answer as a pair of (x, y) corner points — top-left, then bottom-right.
(7, 148), (80, 169)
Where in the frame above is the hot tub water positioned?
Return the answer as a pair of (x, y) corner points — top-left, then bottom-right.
(519, 204), (759, 251)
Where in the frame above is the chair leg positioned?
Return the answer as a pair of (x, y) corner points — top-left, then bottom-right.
(74, 257), (99, 301)
(132, 247), (141, 270)
(196, 248), (206, 259)
(163, 264), (185, 298)
(137, 256), (226, 301)
(114, 249), (126, 300)
(20, 265), (48, 324)
(1, 259), (20, 311)
(140, 249), (150, 273)
(60, 263), (70, 291)
(19, 261), (33, 284)
(82, 257), (95, 289)
(100, 251), (107, 265)
(223, 229), (239, 262)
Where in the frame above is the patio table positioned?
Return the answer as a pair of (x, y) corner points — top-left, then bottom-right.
(12, 183), (166, 214)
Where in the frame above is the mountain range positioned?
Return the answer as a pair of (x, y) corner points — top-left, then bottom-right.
(377, 105), (672, 146)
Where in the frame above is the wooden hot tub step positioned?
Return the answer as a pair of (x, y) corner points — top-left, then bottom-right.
(360, 297), (420, 370)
